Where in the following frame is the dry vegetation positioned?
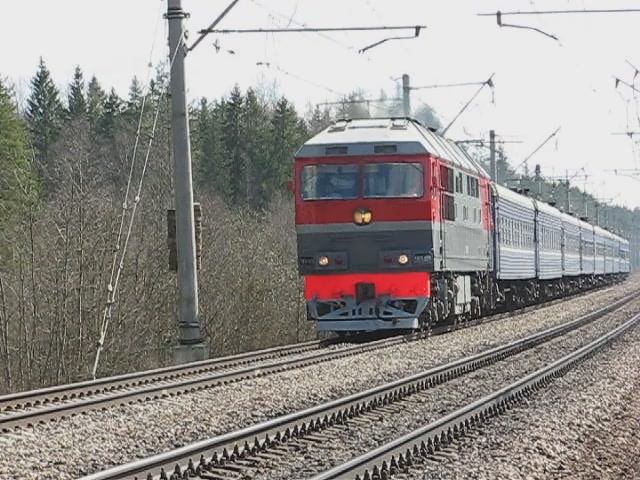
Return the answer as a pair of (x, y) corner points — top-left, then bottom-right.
(0, 119), (313, 395)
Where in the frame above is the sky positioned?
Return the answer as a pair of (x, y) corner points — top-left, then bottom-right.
(2, 0), (640, 209)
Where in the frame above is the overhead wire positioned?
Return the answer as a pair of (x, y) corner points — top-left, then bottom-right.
(91, 5), (178, 379)
(478, 8), (640, 16)
(245, 1), (432, 118)
(615, 65), (640, 170)
(249, 0), (399, 84)
(246, 1), (392, 116)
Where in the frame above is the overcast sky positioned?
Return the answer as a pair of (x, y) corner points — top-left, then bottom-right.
(2, 0), (640, 209)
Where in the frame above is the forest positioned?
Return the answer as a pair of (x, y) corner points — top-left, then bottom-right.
(0, 59), (638, 393)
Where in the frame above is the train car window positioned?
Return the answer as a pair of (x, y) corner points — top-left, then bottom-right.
(530, 225), (534, 246)
(519, 222), (523, 248)
(363, 163), (424, 198)
(506, 219), (510, 243)
(301, 164), (359, 200)
(502, 217), (509, 245)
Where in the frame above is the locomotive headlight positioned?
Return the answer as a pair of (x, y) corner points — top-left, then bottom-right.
(398, 254), (409, 265)
(318, 255), (330, 266)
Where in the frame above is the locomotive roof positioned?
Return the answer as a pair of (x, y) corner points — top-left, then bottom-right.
(296, 117), (489, 178)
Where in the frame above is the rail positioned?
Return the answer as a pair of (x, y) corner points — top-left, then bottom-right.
(80, 293), (637, 480)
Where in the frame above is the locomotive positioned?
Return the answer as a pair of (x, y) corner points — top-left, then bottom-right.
(294, 117), (630, 333)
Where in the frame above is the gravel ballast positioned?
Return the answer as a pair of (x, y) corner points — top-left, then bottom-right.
(408, 314), (640, 480)
(248, 297), (640, 480)
(0, 281), (637, 480)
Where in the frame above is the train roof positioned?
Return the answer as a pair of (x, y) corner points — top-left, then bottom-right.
(296, 117), (489, 178)
(594, 225), (618, 242)
(492, 184), (535, 210)
(577, 218), (594, 231)
(560, 211), (581, 228)
(534, 198), (562, 217)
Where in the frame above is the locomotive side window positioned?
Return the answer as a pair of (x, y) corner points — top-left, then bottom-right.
(466, 176), (479, 198)
(442, 194), (455, 221)
(301, 164), (359, 200)
(439, 165), (455, 221)
(440, 165), (454, 193)
(363, 163), (424, 198)
(455, 172), (463, 193)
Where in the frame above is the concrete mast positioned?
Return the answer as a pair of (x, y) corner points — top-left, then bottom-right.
(167, 0), (207, 363)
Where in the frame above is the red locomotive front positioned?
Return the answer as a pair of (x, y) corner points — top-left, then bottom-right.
(294, 118), (491, 332)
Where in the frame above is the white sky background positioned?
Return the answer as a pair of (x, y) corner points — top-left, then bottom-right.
(2, 0), (640, 209)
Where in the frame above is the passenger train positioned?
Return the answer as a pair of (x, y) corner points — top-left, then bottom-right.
(294, 118), (630, 333)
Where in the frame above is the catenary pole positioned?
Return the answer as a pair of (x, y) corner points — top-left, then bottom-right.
(402, 74), (411, 117)
(489, 129), (497, 182)
(565, 170), (571, 213)
(167, 0), (207, 363)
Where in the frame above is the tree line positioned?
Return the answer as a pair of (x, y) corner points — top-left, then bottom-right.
(0, 59), (318, 392)
(0, 58), (638, 393)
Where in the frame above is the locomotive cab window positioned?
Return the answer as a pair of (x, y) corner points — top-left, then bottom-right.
(363, 163), (424, 198)
(301, 164), (359, 200)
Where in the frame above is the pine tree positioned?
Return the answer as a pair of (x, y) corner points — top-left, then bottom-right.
(125, 76), (144, 120)
(192, 98), (210, 178)
(97, 88), (122, 142)
(149, 66), (168, 102)
(194, 97), (226, 190)
(221, 86), (244, 204)
(0, 80), (37, 224)
(25, 57), (65, 166)
(336, 91), (370, 119)
(241, 88), (270, 207)
(307, 104), (332, 136)
(67, 65), (87, 119)
(270, 97), (306, 195)
(86, 75), (106, 138)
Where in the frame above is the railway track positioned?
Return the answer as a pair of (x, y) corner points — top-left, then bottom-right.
(80, 293), (637, 480)
(313, 311), (640, 480)
(1, 285), (610, 433)
(0, 338), (325, 414)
